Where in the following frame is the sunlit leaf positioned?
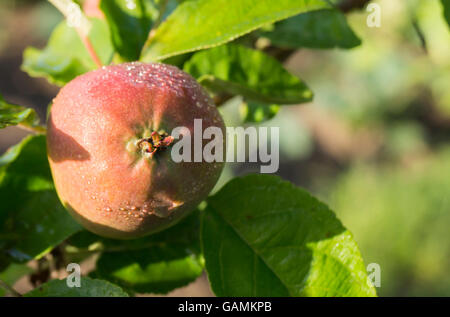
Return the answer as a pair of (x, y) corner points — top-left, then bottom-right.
(201, 174), (377, 297)
(22, 18), (113, 86)
(261, 9), (361, 49)
(0, 95), (42, 131)
(140, 0), (331, 61)
(184, 44), (312, 104)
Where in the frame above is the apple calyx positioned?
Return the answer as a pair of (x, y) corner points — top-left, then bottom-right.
(137, 131), (175, 158)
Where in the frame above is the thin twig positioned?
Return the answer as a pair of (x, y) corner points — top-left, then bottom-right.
(0, 279), (22, 297)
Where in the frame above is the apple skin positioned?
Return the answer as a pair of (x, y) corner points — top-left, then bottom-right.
(47, 62), (225, 239)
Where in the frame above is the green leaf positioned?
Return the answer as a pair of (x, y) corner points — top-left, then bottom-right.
(184, 44), (312, 104)
(21, 18), (114, 86)
(100, 0), (158, 61)
(71, 212), (203, 294)
(140, 0), (331, 61)
(94, 247), (203, 294)
(201, 174), (377, 297)
(0, 264), (33, 297)
(25, 277), (129, 297)
(262, 9), (361, 49)
(442, 0), (450, 27)
(0, 95), (41, 131)
(0, 135), (82, 262)
(240, 102), (280, 123)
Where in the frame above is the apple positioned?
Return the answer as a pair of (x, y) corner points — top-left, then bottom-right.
(47, 62), (225, 239)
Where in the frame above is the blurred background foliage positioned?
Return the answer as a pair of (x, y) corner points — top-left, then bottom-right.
(0, 0), (449, 296)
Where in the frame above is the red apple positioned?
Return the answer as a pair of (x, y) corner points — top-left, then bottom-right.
(47, 62), (225, 239)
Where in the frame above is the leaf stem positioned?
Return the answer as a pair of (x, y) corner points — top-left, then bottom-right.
(48, 0), (103, 68)
(0, 279), (22, 297)
(77, 30), (103, 68)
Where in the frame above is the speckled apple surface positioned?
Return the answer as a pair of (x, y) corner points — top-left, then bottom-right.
(47, 62), (225, 239)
